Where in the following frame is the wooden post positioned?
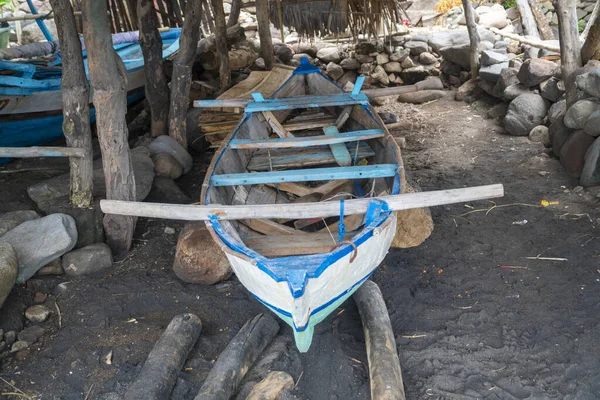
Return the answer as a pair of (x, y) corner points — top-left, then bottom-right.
(49, 0), (93, 209)
(516, 0), (541, 38)
(554, 0), (582, 108)
(138, 0), (170, 137)
(82, 0), (137, 259)
(528, 0), (554, 40)
(462, 0), (480, 78)
(581, 0), (600, 63)
(210, 0), (231, 92)
(255, 0), (275, 69)
(168, 0), (202, 149)
(227, 0), (241, 27)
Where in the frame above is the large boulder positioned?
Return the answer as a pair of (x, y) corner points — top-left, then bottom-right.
(427, 28), (495, 53)
(63, 243), (113, 277)
(340, 58), (360, 70)
(399, 65), (439, 84)
(316, 47), (341, 63)
(151, 152), (183, 180)
(397, 90), (446, 104)
(548, 99), (567, 124)
(0, 214), (77, 283)
(383, 61), (402, 73)
(438, 44), (471, 69)
(580, 137), (600, 186)
(149, 136), (193, 174)
(549, 116), (573, 157)
(504, 93), (549, 136)
(479, 62), (510, 83)
(559, 130), (596, 178)
(415, 76), (444, 91)
(0, 211), (39, 238)
(0, 243), (17, 309)
(576, 68), (600, 98)
(404, 41), (429, 56)
(539, 77), (565, 102)
(564, 99), (600, 130)
(326, 62), (344, 81)
(503, 83), (532, 101)
(478, 10), (509, 29)
(517, 58), (559, 87)
(480, 50), (509, 67)
(584, 111), (600, 137)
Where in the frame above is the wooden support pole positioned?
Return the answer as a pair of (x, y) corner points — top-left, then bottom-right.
(255, 0), (275, 69)
(125, 314), (203, 400)
(516, 0), (541, 38)
(210, 0), (231, 92)
(169, 0), (202, 149)
(194, 314), (280, 400)
(82, 0), (137, 259)
(554, 0), (582, 108)
(227, 0), (242, 27)
(581, 0), (600, 63)
(462, 0), (480, 78)
(50, 0), (93, 209)
(353, 281), (406, 400)
(138, 0), (170, 137)
(528, 0), (554, 40)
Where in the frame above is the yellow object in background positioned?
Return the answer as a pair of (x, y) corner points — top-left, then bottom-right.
(541, 200), (559, 207)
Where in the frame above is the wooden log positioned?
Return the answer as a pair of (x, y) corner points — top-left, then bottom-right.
(169, 0), (202, 149)
(353, 280), (406, 400)
(361, 85), (417, 98)
(255, 0), (275, 69)
(516, 0), (541, 38)
(194, 314), (280, 400)
(462, 0), (480, 78)
(554, 0), (582, 107)
(210, 0), (231, 92)
(100, 184), (505, 221)
(581, 0), (600, 63)
(0, 146), (85, 158)
(48, 0), (94, 209)
(528, 0), (554, 40)
(246, 371), (295, 400)
(138, 0), (170, 137)
(227, 0), (242, 27)
(488, 27), (560, 51)
(124, 314), (203, 400)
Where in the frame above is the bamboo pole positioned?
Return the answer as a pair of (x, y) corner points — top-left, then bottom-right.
(554, 0), (582, 107)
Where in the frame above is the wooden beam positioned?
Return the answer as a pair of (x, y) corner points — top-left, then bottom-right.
(255, 0), (275, 69)
(241, 219), (308, 235)
(0, 146), (85, 158)
(283, 117), (336, 131)
(462, 0), (480, 78)
(229, 129), (384, 149)
(554, 0), (582, 107)
(100, 184), (505, 221)
(323, 126), (352, 167)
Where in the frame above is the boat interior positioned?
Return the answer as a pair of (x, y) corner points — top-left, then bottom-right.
(204, 66), (402, 259)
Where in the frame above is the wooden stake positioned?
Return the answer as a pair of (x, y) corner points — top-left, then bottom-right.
(554, 0), (582, 107)
(82, 0), (137, 259)
(462, 0), (480, 78)
(210, 0), (231, 92)
(138, 0), (170, 137)
(227, 0), (242, 27)
(528, 0), (554, 40)
(581, 0), (600, 63)
(256, 0), (275, 69)
(169, 0), (202, 149)
(50, 0), (94, 209)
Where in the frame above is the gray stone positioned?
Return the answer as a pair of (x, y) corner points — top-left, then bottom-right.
(11, 340), (29, 352)
(419, 52), (437, 65)
(576, 7), (588, 19)
(399, 65), (439, 84)
(4, 330), (16, 346)
(564, 99), (600, 129)
(390, 48), (410, 62)
(274, 44), (293, 63)
(517, 58), (559, 87)
(295, 42), (317, 57)
(63, 243), (113, 277)
(151, 152), (183, 180)
(529, 125), (551, 146)
(316, 47), (341, 63)
(584, 111), (600, 137)
(340, 58), (360, 70)
(550, 116), (573, 156)
(146, 177), (192, 204)
(397, 90), (446, 104)
(439, 44), (471, 69)
(25, 305), (51, 323)
(326, 62), (344, 81)
(338, 70), (358, 87)
(581, 137), (600, 186)
(18, 326), (44, 345)
(480, 62), (510, 83)
(539, 77), (565, 102)
(383, 61), (402, 73)
(354, 54), (374, 64)
(415, 76), (444, 91)
(493, 67), (519, 97)
(486, 103), (509, 119)
(149, 135), (193, 174)
(0, 214), (77, 283)
(0, 211), (40, 238)
(0, 243), (17, 310)
(560, 130), (596, 177)
(400, 56), (415, 69)
(494, 40), (509, 49)
(503, 83), (532, 101)
(478, 79), (500, 98)
(456, 79), (482, 102)
(355, 42), (377, 55)
(404, 41), (429, 56)
(440, 60), (462, 76)
(480, 50), (509, 66)
(504, 93), (550, 136)
(576, 69), (600, 98)
(548, 99), (567, 124)
(480, 41), (494, 51)
(371, 65), (390, 85)
(36, 259), (64, 277)
(509, 58), (523, 70)
(427, 28), (495, 53)
(376, 53), (389, 65)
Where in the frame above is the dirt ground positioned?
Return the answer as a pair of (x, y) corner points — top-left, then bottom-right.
(1, 92), (599, 399)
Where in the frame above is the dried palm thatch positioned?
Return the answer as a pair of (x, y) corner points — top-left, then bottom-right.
(269, 0), (401, 38)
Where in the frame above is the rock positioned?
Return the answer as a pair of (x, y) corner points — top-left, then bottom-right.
(459, 70), (470, 83)
(296, 42), (317, 57)
(383, 61), (402, 73)
(355, 41), (377, 55)
(399, 65), (439, 84)
(440, 60), (462, 76)
(371, 65), (390, 85)
(173, 222), (232, 285)
(326, 62), (344, 81)
(494, 40), (509, 49)
(0, 214), (77, 283)
(246, 371), (294, 400)
(584, 111), (600, 137)
(376, 53), (389, 65)
(149, 135), (193, 174)
(550, 116), (573, 156)
(493, 68), (519, 98)
(355, 54), (374, 63)
(486, 103), (509, 119)
(456, 79), (481, 102)
(479, 62), (510, 83)
(548, 99), (567, 124)
(34, 291), (47, 303)
(576, 69), (600, 98)
(18, 326), (44, 345)
(503, 83), (532, 101)
(0, 243), (17, 309)
(5, 330), (16, 346)
(478, 11), (509, 29)
(274, 44), (293, 63)
(359, 63), (374, 75)
(478, 79), (499, 98)
(228, 48), (258, 70)
(146, 177), (192, 205)
(389, 48), (410, 63)
(448, 74), (462, 86)
(400, 56), (415, 69)
(565, 99), (600, 130)
(378, 112), (400, 124)
(388, 73), (404, 85)
(438, 44), (471, 69)
(0, 211), (40, 238)
(25, 305), (51, 323)
(529, 125), (551, 146)
(316, 47), (341, 63)
(517, 58), (559, 87)
(63, 243), (113, 277)
(151, 152), (183, 180)
(340, 58), (360, 70)
(404, 41), (429, 56)
(480, 50), (509, 66)
(11, 340), (29, 353)
(504, 94), (550, 136)
(338, 70), (358, 87)
(397, 90), (446, 104)
(186, 109), (209, 154)
(560, 130), (596, 177)
(509, 58), (523, 70)
(21, 20), (57, 45)
(479, 41), (494, 51)
(539, 77), (565, 102)
(419, 52), (437, 65)
(427, 28), (495, 53)
(581, 137), (600, 186)
(415, 76), (444, 91)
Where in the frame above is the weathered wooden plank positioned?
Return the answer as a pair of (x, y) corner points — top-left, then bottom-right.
(0, 146), (86, 159)
(230, 129), (384, 149)
(194, 93), (370, 111)
(241, 218), (307, 235)
(262, 110), (293, 138)
(282, 117), (336, 131)
(242, 231), (354, 256)
(323, 125), (352, 167)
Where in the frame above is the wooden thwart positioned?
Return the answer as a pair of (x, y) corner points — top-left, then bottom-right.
(229, 129), (383, 150)
(323, 126), (352, 167)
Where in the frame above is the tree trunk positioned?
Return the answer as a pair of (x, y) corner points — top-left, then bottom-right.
(516, 0), (541, 37)
(227, 0), (241, 27)
(82, 0), (136, 260)
(138, 0), (170, 137)
(49, 0), (93, 209)
(554, 0), (582, 108)
(581, 0), (600, 63)
(210, 0), (231, 92)
(528, 0), (554, 40)
(169, 0), (202, 149)
(256, 0), (275, 69)
(462, 0), (480, 78)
